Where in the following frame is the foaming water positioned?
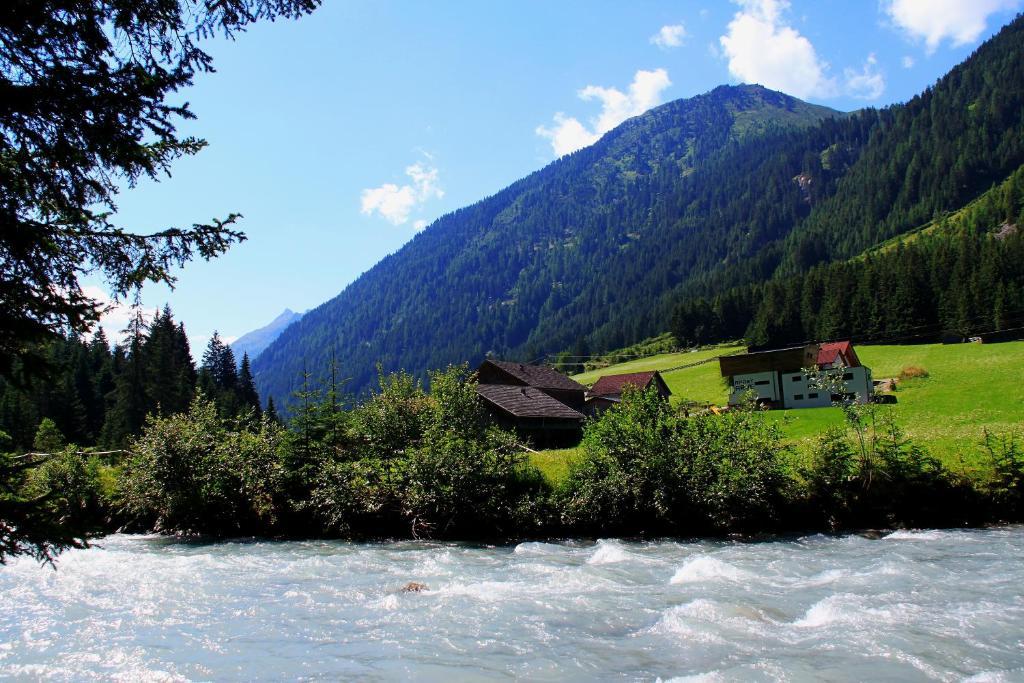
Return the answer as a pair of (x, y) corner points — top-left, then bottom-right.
(2, 528), (1023, 681)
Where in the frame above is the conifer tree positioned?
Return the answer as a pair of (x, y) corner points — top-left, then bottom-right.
(101, 313), (150, 447)
(33, 418), (66, 453)
(237, 353), (262, 419)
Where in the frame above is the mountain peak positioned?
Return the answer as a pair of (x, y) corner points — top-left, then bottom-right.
(231, 309), (302, 364)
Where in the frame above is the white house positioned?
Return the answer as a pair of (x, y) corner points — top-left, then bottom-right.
(720, 341), (873, 409)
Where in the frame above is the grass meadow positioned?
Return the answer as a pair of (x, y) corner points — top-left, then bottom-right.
(531, 341), (1024, 484)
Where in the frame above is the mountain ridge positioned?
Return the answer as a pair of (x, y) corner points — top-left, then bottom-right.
(254, 15), (1024, 407)
(231, 309), (302, 364)
(253, 85), (842, 403)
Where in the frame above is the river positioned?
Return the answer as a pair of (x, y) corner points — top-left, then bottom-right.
(1, 527), (1022, 681)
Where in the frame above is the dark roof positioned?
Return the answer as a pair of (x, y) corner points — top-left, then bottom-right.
(719, 345), (819, 377)
(590, 371), (659, 396)
(818, 341), (861, 368)
(476, 384), (585, 420)
(480, 360), (586, 392)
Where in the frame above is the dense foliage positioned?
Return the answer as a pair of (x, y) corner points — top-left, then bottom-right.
(561, 388), (788, 535)
(0, 0), (318, 379)
(672, 166), (1024, 348)
(0, 0), (319, 564)
(8, 367), (1021, 563)
(121, 365), (547, 540)
(255, 15), (1024, 406)
(122, 396), (286, 535)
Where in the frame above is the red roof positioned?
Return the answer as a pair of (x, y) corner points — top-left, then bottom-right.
(590, 371), (659, 396)
(817, 341), (861, 368)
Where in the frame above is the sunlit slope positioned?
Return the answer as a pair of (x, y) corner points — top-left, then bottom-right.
(574, 341), (1024, 465)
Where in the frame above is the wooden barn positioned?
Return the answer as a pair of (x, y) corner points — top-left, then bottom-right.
(587, 371), (671, 414)
(719, 341), (873, 409)
(476, 360), (587, 446)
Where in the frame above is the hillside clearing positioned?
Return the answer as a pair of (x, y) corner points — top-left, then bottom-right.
(531, 341), (1024, 483)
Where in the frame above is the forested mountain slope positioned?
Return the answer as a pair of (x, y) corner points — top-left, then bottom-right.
(253, 86), (837, 402)
(254, 15), (1024, 405)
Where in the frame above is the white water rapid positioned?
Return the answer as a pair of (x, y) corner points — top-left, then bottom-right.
(1, 527), (1022, 680)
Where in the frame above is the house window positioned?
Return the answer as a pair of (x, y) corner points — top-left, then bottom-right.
(754, 380), (770, 386)
(791, 375), (802, 382)
(843, 372), (854, 380)
(794, 394), (804, 400)
(808, 392), (819, 399)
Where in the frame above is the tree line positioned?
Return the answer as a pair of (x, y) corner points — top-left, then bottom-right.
(0, 307), (268, 453)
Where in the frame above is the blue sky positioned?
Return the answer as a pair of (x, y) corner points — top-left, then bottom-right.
(94, 0), (1023, 352)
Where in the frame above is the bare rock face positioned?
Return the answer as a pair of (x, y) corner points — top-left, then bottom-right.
(793, 173), (813, 204)
(995, 221), (1018, 240)
(401, 582), (428, 593)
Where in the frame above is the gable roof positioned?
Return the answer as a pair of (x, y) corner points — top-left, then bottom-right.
(476, 384), (585, 420)
(818, 341), (861, 368)
(590, 371), (661, 396)
(480, 360), (586, 392)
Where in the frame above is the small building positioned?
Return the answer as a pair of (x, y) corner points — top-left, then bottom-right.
(476, 360), (587, 446)
(719, 341), (873, 409)
(587, 371), (672, 414)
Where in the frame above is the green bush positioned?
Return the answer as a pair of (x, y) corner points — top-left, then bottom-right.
(122, 394), (286, 535)
(23, 447), (106, 529)
(802, 407), (968, 528)
(401, 365), (547, 538)
(561, 388), (787, 534)
(561, 387), (686, 533)
(680, 409), (788, 532)
(304, 365), (548, 539)
(978, 430), (1023, 520)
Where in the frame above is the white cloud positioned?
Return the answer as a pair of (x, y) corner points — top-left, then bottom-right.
(651, 24), (687, 49)
(884, 0), (1021, 53)
(902, 55), (916, 68)
(719, 0), (837, 99)
(844, 53), (886, 100)
(412, 219), (428, 231)
(81, 285), (134, 341)
(536, 68), (672, 157)
(360, 161), (443, 226)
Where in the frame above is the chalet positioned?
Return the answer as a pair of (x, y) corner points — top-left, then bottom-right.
(719, 341), (873, 409)
(476, 360), (587, 446)
(587, 371), (672, 414)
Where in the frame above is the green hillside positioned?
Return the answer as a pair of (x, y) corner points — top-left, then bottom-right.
(256, 16), (1024, 407)
(573, 343), (744, 404)
(538, 341), (1024, 482)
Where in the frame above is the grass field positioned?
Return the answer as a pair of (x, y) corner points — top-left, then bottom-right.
(530, 340), (1024, 483)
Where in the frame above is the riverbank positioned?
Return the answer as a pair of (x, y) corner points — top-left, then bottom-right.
(9, 361), (1023, 559)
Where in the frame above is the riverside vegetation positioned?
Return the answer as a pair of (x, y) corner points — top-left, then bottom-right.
(3, 361), (1021, 564)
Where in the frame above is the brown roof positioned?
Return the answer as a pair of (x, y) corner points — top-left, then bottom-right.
(719, 345), (819, 377)
(590, 371), (659, 396)
(480, 360), (586, 392)
(476, 384), (585, 420)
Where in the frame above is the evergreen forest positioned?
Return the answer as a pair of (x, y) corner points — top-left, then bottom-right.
(671, 165), (1024, 348)
(0, 308), (266, 453)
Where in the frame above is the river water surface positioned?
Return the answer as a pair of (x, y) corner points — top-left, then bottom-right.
(1, 528), (1022, 681)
